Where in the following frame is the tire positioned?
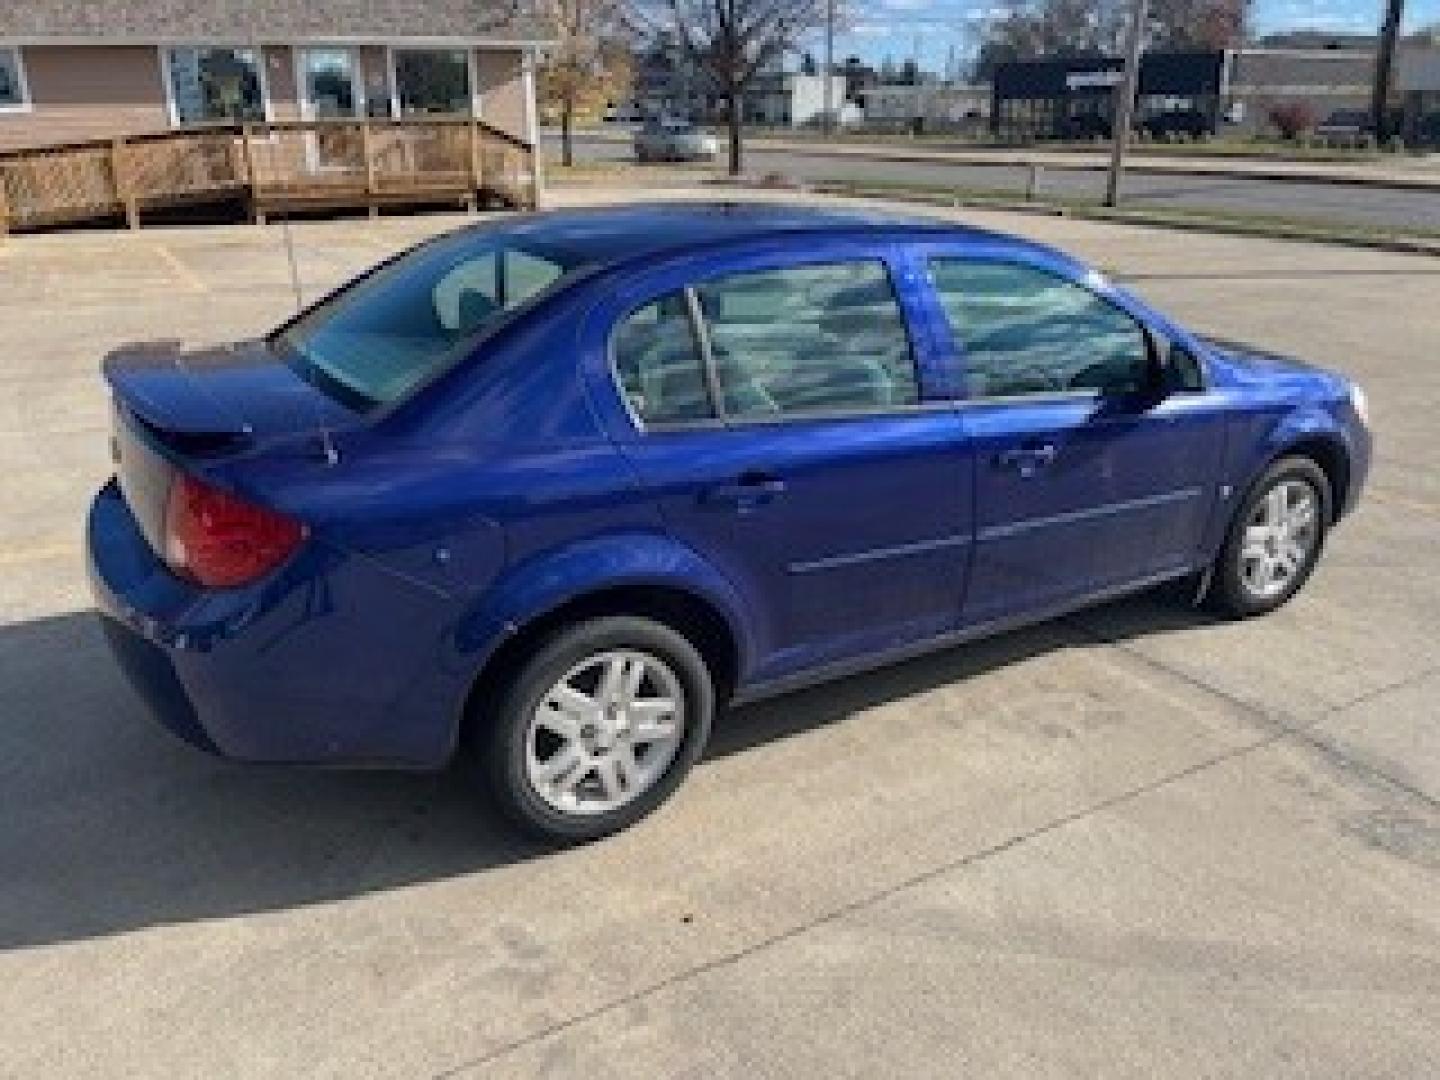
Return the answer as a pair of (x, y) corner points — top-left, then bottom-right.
(473, 616), (714, 843)
(1207, 455), (1332, 618)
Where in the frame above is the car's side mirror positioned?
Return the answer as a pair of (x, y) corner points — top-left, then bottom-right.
(1162, 340), (1207, 393)
(1144, 331), (1206, 396)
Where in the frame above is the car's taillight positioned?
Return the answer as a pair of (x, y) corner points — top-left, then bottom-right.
(163, 473), (305, 589)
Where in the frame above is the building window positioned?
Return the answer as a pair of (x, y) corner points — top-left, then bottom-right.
(392, 49), (473, 116)
(0, 46), (31, 111)
(164, 46), (266, 124)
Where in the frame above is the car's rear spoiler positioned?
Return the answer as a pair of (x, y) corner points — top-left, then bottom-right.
(103, 340), (255, 439)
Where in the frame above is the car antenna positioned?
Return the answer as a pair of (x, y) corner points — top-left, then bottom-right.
(280, 210), (305, 317)
(269, 136), (339, 466)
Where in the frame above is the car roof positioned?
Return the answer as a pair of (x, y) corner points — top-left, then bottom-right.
(457, 202), (1045, 272)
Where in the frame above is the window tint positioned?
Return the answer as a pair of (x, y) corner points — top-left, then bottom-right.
(432, 249), (564, 334)
(930, 260), (1151, 399)
(280, 233), (577, 408)
(612, 295), (714, 426)
(694, 261), (918, 418)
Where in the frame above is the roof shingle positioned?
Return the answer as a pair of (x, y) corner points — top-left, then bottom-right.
(1, 1), (551, 42)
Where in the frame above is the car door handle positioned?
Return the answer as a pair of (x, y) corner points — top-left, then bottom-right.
(701, 471), (787, 510)
(996, 442), (1058, 478)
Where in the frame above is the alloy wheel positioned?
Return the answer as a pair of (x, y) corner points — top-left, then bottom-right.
(524, 649), (686, 817)
(1239, 478), (1320, 600)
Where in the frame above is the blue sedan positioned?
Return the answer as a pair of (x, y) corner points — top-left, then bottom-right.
(88, 204), (1371, 840)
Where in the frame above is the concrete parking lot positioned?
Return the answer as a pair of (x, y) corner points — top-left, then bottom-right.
(2, 193), (1437, 1078)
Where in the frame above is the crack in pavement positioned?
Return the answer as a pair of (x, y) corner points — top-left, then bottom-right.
(1328, 663), (1440, 715)
(433, 736), (1285, 1077)
(431, 668), (1290, 1076)
(1069, 616), (1440, 815)
(432, 616), (1438, 1077)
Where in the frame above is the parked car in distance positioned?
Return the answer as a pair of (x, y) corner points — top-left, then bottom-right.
(1314, 109), (1374, 148)
(1054, 111), (1113, 141)
(634, 118), (719, 162)
(89, 204), (1371, 842)
(1140, 108), (1211, 142)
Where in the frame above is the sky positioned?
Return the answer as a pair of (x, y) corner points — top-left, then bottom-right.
(827, 0), (1440, 74)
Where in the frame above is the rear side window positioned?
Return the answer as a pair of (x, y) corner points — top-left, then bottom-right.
(432, 250), (565, 334)
(693, 260), (918, 418)
(612, 293), (715, 426)
(929, 259), (1151, 399)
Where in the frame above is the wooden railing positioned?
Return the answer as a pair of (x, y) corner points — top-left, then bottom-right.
(0, 118), (539, 234)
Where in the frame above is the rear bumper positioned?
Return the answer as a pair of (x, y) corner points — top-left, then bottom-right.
(87, 479), (465, 768)
(95, 613), (221, 755)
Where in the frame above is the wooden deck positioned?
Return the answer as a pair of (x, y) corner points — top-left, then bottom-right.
(0, 118), (539, 234)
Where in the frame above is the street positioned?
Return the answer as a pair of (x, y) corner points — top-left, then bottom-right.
(2, 190), (1438, 1077)
(553, 130), (1440, 234)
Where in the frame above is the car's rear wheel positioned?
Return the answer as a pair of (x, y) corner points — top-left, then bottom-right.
(1208, 456), (1330, 617)
(474, 616), (714, 842)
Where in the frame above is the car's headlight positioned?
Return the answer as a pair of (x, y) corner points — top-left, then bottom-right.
(1349, 382), (1370, 427)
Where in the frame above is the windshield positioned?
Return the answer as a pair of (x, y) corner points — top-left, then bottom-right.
(278, 230), (583, 409)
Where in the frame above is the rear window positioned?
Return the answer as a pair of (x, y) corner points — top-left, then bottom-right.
(278, 231), (581, 409)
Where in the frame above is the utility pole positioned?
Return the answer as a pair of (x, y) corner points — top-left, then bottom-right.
(912, 30), (922, 136)
(1104, 0), (1149, 207)
(823, 0), (835, 136)
(1371, 0), (1406, 144)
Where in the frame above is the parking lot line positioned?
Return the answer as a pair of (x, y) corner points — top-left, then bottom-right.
(0, 539), (80, 566)
(151, 244), (208, 294)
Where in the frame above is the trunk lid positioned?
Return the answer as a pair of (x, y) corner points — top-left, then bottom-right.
(105, 339), (353, 567)
(103, 339), (358, 445)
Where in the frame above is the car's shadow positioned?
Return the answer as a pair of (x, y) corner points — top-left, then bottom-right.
(0, 594), (1218, 951)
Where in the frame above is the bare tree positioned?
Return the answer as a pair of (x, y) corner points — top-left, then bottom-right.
(653, 0), (828, 175)
(975, 0), (1247, 79)
(1146, 0), (1248, 49)
(540, 0), (635, 167)
(975, 1), (1126, 80)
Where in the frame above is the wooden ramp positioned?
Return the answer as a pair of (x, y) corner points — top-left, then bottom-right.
(0, 118), (539, 234)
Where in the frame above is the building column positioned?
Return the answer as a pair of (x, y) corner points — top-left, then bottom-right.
(521, 47), (543, 206)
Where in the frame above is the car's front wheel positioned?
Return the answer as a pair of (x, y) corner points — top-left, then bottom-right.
(1208, 456), (1331, 617)
(475, 616), (714, 842)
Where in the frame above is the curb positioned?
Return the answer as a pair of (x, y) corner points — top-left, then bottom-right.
(745, 140), (1440, 193)
(806, 182), (1440, 258)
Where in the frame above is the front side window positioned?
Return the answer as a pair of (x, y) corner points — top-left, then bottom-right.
(0, 47), (29, 111)
(279, 233), (579, 409)
(393, 49), (472, 116)
(612, 294), (714, 426)
(165, 47), (265, 124)
(930, 259), (1151, 399)
(693, 260), (918, 418)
